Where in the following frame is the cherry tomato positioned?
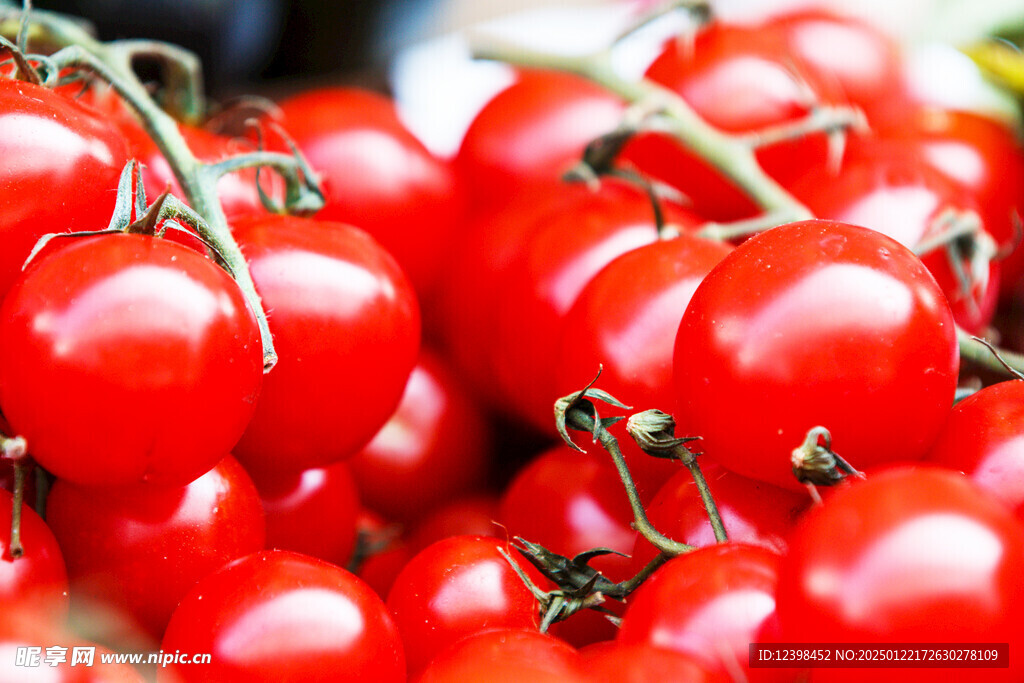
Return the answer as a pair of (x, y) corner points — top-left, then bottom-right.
(618, 544), (787, 682)
(46, 456), (265, 640)
(161, 550), (405, 682)
(0, 234), (263, 486)
(496, 180), (701, 432)
(252, 461), (359, 569)
(416, 629), (586, 683)
(456, 69), (625, 211)
(229, 214), (420, 477)
(275, 88), (464, 297)
(631, 462), (808, 573)
(405, 494), (503, 554)
(0, 488), (68, 623)
(348, 350), (491, 522)
(0, 79), (129, 301)
(674, 220), (958, 489)
(926, 380), (1024, 517)
(777, 466), (1024, 682)
(386, 535), (538, 676)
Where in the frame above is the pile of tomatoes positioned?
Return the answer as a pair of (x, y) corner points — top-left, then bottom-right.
(3, 3), (1024, 682)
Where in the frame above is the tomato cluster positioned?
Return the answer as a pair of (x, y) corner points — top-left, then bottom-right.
(3, 4), (1024, 683)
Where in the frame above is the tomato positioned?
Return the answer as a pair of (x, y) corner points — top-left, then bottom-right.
(581, 642), (728, 682)
(456, 68), (625, 211)
(618, 544), (787, 682)
(229, 214), (420, 477)
(0, 79), (129, 301)
(117, 118), (281, 218)
(416, 629), (586, 683)
(631, 462), (808, 573)
(274, 88), (464, 297)
(348, 350), (491, 522)
(624, 19), (843, 220)
(777, 466), (1024, 681)
(386, 535), (538, 676)
(160, 550), (404, 682)
(252, 461), (359, 569)
(405, 494), (503, 554)
(926, 380), (1024, 517)
(673, 220), (958, 489)
(791, 144), (1000, 333)
(0, 489), (69, 623)
(46, 456), (265, 640)
(496, 179), (701, 432)
(0, 234), (263, 486)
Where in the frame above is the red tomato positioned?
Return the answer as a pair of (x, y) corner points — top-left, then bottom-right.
(581, 642), (728, 682)
(160, 550), (404, 682)
(631, 462), (808, 572)
(496, 180), (701, 432)
(0, 79), (129, 301)
(405, 494), (503, 554)
(791, 146), (1000, 333)
(386, 535), (538, 676)
(926, 380), (1024, 516)
(352, 509), (412, 599)
(456, 69), (625, 211)
(117, 118), (281, 218)
(0, 489), (68, 623)
(253, 461), (359, 569)
(348, 350), (491, 522)
(777, 467), (1024, 681)
(674, 220), (958, 489)
(0, 234), (263, 486)
(618, 544), (787, 682)
(416, 629), (586, 683)
(625, 19), (843, 220)
(46, 456), (265, 640)
(229, 215), (420, 477)
(275, 88), (464, 297)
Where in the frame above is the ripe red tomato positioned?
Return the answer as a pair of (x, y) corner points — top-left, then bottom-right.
(252, 461), (359, 569)
(229, 214), (420, 477)
(631, 462), (808, 572)
(674, 220), (959, 489)
(926, 380), (1024, 517)
(0, 489), (68, 623)
(348, 350), (491, 522)
(46, 455), (265, 640)
(456, 68), (625, 211)
(416, 629), (586, 683)
(274, 88), (464, 297)
(777, 466), (1024, 682)
(0, 79), (129, 301)
(386, 535), (538, 676)
(496, 180), (701, 432)
(618, 543), (787, 682)
(0, 234), (264, 486)
(161, 550), (405, 682)
(790, 147), (1000, 333)
(581, 642), (728, 682)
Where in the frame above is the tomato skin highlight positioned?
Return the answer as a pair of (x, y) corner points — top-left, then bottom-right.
(0, 79), (130, 302)
(673, 220), (958, 489)
(0, 234), (263, 487)
(229, 214), (421, 477)
(161, 549), (405, 683)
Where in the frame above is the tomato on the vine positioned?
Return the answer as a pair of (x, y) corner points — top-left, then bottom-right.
(673, 220), (959, 489)
(0, 234), (263, 486)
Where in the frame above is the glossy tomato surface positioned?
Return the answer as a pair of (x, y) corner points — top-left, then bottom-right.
(777, 467), (1024, 681)
(276, 87), (464, 296)
(0, 234), (263, 486)
(416, 629), (586, 683)
(46, 456), (265, 640)
(673, 220), (958, 489)
(230, 214), (420, 477)
(0, 79), (129, 300)
(0, 489), (69, 623)
(161, 550), (404, 682)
